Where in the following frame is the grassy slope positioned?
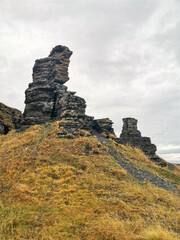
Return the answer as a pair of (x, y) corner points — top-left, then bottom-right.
(0, 122), (179, 240)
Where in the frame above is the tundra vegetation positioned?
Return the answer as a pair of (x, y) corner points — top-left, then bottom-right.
(0, 122), (179, 240)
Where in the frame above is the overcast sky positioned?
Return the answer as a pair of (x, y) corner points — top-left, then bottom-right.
(0, 0), (180, 163)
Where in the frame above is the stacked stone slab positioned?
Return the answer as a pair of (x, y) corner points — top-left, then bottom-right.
(22, 46), (72, 128)
(22, 45), (115, 138)
(119, 118), (156, 156)
(0, 102), (22, 134)
(118, 118), (167, 167)
(93, 118), (115, 138)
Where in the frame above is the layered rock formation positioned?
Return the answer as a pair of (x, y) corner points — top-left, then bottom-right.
(22, 46), (72, 127)
(0, 102), (22, 134)
(118, 118), (167, 167)
(93, 118), (115, 138)
(22, 45), (115, 138)
(0, 45), (169, 167)
(119, 118), (157, 156)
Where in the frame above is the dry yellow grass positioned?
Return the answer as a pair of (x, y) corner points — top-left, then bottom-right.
(0, 122), (179, 239)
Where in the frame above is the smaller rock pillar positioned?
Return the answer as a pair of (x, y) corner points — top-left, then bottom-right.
(119, 118), (167, 166)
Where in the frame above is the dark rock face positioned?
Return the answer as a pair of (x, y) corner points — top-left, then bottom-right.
(118, 118), (167, 167)
(93, 118), (115, 138)
(119, 118), (156, 156)
(0, 102), (22, 135)
(33, 45), (72, 84)
(22, 46), (72, 129)
(22, 45), (115, 139)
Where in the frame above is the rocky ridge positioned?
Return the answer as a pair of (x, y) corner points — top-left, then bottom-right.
(0, 45), (173, 168)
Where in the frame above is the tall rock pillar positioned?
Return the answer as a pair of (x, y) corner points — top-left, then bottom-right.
(22, 46), (73, 128)
(22, 45), (116, 139)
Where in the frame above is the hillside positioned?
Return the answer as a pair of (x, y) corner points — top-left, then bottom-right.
(0, 121), (179, 240)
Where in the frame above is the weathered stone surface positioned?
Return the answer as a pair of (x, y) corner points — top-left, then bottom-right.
(0, 102), (22, 134)
(93, 118), (115, 138)
(118, 118), (167, 167)
(33, 45), (72, 84)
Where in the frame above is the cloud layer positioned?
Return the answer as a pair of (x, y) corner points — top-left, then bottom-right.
(0, 0), (180, 163)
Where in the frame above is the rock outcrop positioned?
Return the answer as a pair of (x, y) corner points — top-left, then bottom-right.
(118, 118), (167, 167)
(0, 45), (172, 168)
(22, 45), (115, 138)
(22, 46), (72, 128)
(0, 102), (22, 134)
(119, 118), (157, 156)
(93, 118), (115, 138)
